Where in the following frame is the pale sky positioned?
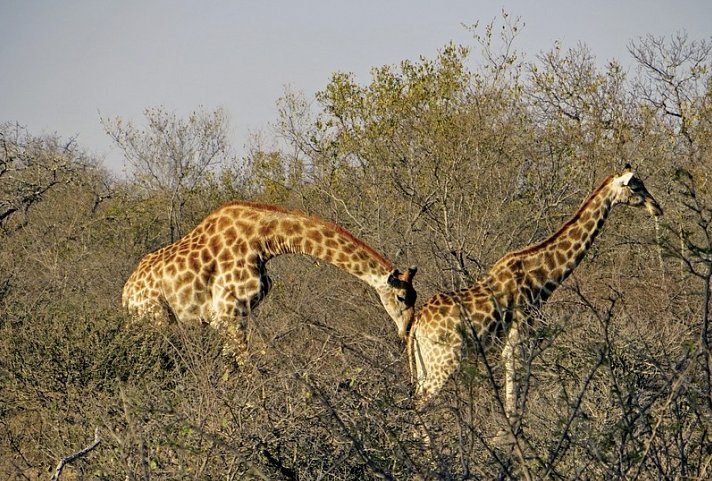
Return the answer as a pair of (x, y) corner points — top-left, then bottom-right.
(1, 1), (710, 173)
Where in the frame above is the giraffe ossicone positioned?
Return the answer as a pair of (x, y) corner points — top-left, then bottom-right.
(122, 201), (418, 358)
(408, 166), (662, 418)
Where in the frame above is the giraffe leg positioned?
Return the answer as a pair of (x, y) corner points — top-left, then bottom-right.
(488, 323), (523, 446)
(209, 283), (251, 367)
(210, 273), (270, 368)
(219, 314), (249, 366)
(501, 322), (524, 430)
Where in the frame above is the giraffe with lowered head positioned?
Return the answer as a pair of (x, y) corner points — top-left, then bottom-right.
(123, 201), (417, 359)
(407, 165), (662, 421)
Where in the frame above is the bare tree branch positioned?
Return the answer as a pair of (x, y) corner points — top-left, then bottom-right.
(49, 428), (101, 481)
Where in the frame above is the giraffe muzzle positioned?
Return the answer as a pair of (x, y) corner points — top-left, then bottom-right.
(645, 196), (663, 217)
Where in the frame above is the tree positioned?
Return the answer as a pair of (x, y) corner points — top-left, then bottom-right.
(3, 18), (712, 480)
(630, 33), (712, 413)
(0, 122), (99, 232)
(102, 106), (235, 242)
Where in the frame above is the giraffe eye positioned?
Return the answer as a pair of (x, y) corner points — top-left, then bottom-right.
(397, 295), (407, 302)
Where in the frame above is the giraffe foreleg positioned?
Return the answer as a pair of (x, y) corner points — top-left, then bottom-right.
(209, 286), (249, 366)
(210, 272), (271, 366)
(502, 323), (522, 422)
(219, 314), (249, 365)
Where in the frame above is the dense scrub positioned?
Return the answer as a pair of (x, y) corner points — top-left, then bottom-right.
(2, 21), (711, 480)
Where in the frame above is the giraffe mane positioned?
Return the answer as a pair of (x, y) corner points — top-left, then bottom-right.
(496, 174), (615, 263)
(220, 200), (394, 270)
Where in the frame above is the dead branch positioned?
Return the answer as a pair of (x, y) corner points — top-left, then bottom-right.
(49, 428), (101, 481)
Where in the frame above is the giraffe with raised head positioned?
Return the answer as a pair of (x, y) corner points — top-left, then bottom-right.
(123, 201), (417, 359)
(407, 166), (662, 420)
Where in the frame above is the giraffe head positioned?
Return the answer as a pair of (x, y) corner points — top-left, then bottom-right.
(376, 266), (418, 340)
(612, 165), (663, 216)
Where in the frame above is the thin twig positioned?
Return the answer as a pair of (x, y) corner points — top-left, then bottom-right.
(297, 373), (395, 481)
(50, 427), (101, 481)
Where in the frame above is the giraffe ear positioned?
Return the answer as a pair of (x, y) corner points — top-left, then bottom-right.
(620, 171), (634, 186)
(405, 266), (418, 282)
(619, 164), (635, 185)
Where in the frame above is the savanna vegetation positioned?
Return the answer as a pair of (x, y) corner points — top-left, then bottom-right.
(2, 17), (711, 480)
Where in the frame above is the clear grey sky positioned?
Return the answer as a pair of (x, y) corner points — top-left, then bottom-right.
(1, 1), (710, 173)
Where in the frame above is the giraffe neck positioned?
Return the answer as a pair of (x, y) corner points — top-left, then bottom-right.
(223, 203), (392, 287)
(266, 220), (391, 285)
(490, 176), (617, 304)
